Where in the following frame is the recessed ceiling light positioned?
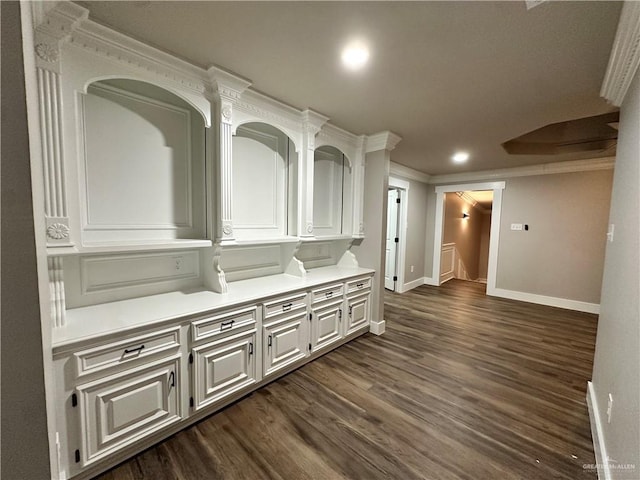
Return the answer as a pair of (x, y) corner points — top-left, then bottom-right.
(341, 42), (369, 70)
(452, 151), (470, 164)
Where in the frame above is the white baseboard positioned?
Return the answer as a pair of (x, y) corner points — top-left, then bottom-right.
(423, 276), (439, 286)
(489, 287), (600, 314)
(587, 381), (611, 480)
(401, 277), (426, 292)
(369, 320), (385, 335)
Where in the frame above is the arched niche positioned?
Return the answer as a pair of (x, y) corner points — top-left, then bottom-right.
(80, 78), (207, 243)
(232, 122), (299, 239)
(313, 145), (353, 237)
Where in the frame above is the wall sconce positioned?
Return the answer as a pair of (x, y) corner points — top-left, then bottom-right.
(462, 213), (470, 219)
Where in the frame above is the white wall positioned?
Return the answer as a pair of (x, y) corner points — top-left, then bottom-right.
(590, 69), (640, 479)
(1, 2), (52, 477)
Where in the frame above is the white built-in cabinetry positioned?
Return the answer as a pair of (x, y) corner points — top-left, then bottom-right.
(30, 2), (388, 479)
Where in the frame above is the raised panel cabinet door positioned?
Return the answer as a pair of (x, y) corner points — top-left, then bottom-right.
(263, 311), (309, 377)
(191, 329), (258, 411)
(76, 356), (181, 466)
(345, 293), (371, 336)
(311, 302), (343, 353)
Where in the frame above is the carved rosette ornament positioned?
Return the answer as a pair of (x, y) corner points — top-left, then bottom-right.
(306, 224), (314, 234)
(47, 223), (70, 240)
(222, 224), (233, 236)
(35, 43), (59, 63)
(221, 105), (232, 121)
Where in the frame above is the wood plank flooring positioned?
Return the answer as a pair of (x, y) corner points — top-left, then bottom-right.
(97, 280), (599, 480)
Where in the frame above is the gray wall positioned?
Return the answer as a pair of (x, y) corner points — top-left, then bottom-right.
(591, 70), (640, 478)
(496, 170), (613, 304)
(352, 149), (389, 324)
(1, 2), (52, 478)
(443, 193), (483, 280)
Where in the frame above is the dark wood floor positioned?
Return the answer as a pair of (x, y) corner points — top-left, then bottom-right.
(97, 280), (599, 480)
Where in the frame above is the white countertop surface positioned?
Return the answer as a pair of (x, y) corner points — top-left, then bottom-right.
(54, 266), (374, 351)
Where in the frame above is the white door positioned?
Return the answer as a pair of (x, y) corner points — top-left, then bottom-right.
(385, 189), (400, 290)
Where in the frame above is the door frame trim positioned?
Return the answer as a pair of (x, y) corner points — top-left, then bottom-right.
(430, 181), (505, 295)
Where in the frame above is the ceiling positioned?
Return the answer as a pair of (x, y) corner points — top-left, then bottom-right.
(78, 1), (622, 175)
(464, 190), (493, 211)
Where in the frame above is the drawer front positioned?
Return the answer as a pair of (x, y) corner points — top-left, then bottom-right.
(192, 329), (258, 411)
(76, 356), (181, 466)
(263, 311), (309, 377)
(263, 292), (307, 320)
(310, 283), (344, 305)
(345, 292), (371, 336)
(74, 327), (180, 378)
(346, 276), (372, 294)
(311, 301), (343, 353)
(191, 306), (257, 343)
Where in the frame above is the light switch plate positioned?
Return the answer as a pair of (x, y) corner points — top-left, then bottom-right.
(511, 223), (523, 231)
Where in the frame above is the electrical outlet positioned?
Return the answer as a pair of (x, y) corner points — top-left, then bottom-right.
(410, 265), (414, 273)
(607, 393), (613, 423)
(607, 224), (615, 243)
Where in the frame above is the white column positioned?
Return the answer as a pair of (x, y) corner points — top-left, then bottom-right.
(300, 110), (329, 238)
(208, 67), (251, 245)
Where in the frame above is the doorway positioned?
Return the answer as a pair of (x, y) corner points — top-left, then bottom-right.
(439, 191), (493, 287)
(431, 181), (505, 296)
(385, 177), (410, 292)
(385, 188), (400, 290)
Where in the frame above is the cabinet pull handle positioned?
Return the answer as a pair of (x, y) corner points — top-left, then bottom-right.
(349, 306), (353, 316)
(357, 283), (364, 289)
(268, 335), (272, 347)
(339, 308), (342, 320)
(123, 344), (145, 354)
(220, 320), (234, 331)
(325, 291), (333, 298)
(282, 303), (292, 312)
(249, 342), (254, 355)
(168, 371), (175, 389)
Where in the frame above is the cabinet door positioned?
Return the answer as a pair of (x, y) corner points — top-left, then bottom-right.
(345, 292), (370, 336)
(76, 356), (181, 466)
(311, 301), (343, 353)
(263, 311), (309, 378)
(191, 329), (258, 411)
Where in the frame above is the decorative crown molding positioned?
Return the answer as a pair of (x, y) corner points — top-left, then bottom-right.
(302, 109), (330, 132)
(601, 1), (640, 106)
(365, 131), (402, 153)
(207, 66), (252, 100)
(428, 157), (615, 185)
(390, 162), (431, 183)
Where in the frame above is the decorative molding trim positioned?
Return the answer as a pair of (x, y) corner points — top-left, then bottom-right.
(489, 287), (600, 314)
(587, 381), (612, 480)
(601, 1), (640, 106)
(390, 162), (431, 183)
(435, 181), (506, 194)
(402, 277), (426, 293)
(48, 257), (66, 328)
(429, 157), (615, 184)
(365, 131), (402, 153)
(207, 66), (252, 101)
(35, 42), (59, 62)
(440, 243), (455, 284)
(455, 191), (491, 214)
(46, 222), (70, 240)
(337, 249), (359, 268)
(369, 320), (385, 335)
